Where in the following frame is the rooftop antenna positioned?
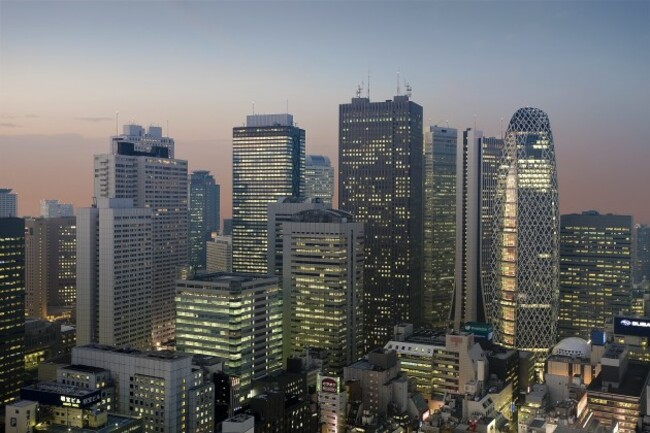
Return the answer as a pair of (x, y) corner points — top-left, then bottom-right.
(500, 117), (504, 139)
(252, 101), (255, 115)
(356, 82), (363, 98)
(115, 111), (119, 135)
(367, 70), (371, 99)
(446, 120), (450, 127)
(166, 120), (169, 138)
(397, 71), (401, 96)
(405, 81), (412, 98)
(286, 99), (289, 114)
(473, 114), (477, 130)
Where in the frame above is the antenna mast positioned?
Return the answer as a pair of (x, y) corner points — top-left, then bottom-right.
(397, 71), (401, 96)
(367, 70), (371, 99)
(115, 111), (119, 135)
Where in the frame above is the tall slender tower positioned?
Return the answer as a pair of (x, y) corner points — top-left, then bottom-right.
(339, 95), (423, 349)
(188, 170), (220, 270)
(487, 107), (559, 360)
(423, 126), (457, 328)
(232, 114), (305, 274)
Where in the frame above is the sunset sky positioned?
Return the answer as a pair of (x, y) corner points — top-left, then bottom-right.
(1, 1), (649, 223)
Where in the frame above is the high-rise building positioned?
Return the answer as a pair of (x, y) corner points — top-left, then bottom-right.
(0, 217), (25, 410)
(76, 198), (153, 350)
(282, 208), (364, 371)
(94, 131), (188, 346)
(423, 126), (457, 328)
(304, 155), (334, 204)
(206, 235), (233, 273)
(189, 170), (220, 270)
(452, 130), (504, 330)
(39, 199), (74, 218)
(558, 211), (632, 339)
(339, 95), (424, 349)
(176, 273), (283, 399)
(25, 216), (76, 320)
(633, 224), (650, 284)
(223, 218), (233, 236)
(487, 107), (559, 361)
(267, 196), (328, 278)
(0, 188), (17, 217)
(232, 114), (305, 273)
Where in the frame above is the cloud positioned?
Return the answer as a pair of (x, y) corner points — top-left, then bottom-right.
(0, 114), (36, 119)
(75, 116), (113, 122)
(0, 122), (20, 127)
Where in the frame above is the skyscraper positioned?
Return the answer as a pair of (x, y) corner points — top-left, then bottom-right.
(92, 129), (187, 346)
(282, 208), (364, 371)
(423, 126), (457, 328)
(25, 216), (76, 319)
(339, 95), (423, 349)
(0, 217), (25, 410)
(77, 198), (153, 349)
(633, 224), (650, 284)
(558, 211), (632, 339)
(206, 235), (233, 273)
(452, 130), (504, 330)
(0, 188), (17, 217)
(40, 199), (74, 218)
(487, 107), (559, 360)
(189, 170), (220, 270)
(305, 155), (334, 204)
(232, 114), (305, 273)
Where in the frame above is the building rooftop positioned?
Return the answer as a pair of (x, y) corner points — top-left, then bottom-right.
(179, 272), (276, 285)
(60, 364), (108, 374)
(588, 361), (650, 397)
(33, 414), (141, 433)
(22, 381), (97, 398)
(76, 344), (192, 362)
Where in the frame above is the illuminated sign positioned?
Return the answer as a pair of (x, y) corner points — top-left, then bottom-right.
(614, 316), (650, 338)
(21, 387), (102, 409)
(318, 375), (340, 394)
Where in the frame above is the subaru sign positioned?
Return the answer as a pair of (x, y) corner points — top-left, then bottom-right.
(614, 316), (650, 338)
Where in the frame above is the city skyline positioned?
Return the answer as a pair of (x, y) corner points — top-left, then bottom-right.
(1, 1), (649, 223)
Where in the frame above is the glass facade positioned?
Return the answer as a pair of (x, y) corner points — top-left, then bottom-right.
(232, 115), (305, 274)
(304, 155), (334, 204)
(558, 211), (632, 339)
(487, 107), (559, 358)
(339, 96), (423, 349)
(0, 217), (25, 409)
(188, 170), (220, 270)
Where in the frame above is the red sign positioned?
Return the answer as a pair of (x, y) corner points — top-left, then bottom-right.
(321, 377), (338, 394)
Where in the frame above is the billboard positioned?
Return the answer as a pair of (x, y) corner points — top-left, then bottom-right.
(613, 316), (650, 338)
(317, 375), (340, 394)
(21, 387), (102, 409)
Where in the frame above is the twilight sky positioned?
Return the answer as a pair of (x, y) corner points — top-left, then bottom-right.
(1, 1), (649, 223)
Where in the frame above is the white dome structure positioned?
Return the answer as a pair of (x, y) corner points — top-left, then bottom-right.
(551, 337), (591, 359)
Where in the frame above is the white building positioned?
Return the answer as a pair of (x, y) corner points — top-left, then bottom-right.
(73, 344), (214, 433)
(318, 374), (347, 433)
(206, 235), (232, 272)
(95, 129), (188, 346)
(0, 188), (17, 217)
(76, 198), (153, 349)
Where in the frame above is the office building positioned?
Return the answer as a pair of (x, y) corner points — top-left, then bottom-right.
(558, 211), (632, 340)
(25, 216), (76, 320)
(452, 130), (505, 330)
(40, 199), (74, 218)
(223, 218), (233, 236)
(176, 273), (283, 398)
(487, 107), (559, 362)
(339, 95), (424, 348)
(72, 344), (214, 433)
(76, 198), (153, 350)
(585, 344), (650, 433)
(94, 130), (188, 346)
(206, 235), (232, 272)
(423, 126), (457, 328)
(634, 224), (650, 284)
(282, 208), (364, 371)
(232, 114), (305, 273)
(0, 188), (17, 217)
(304, 155), (334, 204)
(189, 170), (220, 270)
(267, 196), (327, 278)
(0, 218), (25, 412)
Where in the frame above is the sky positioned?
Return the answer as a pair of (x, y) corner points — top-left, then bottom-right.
(1, 1), (649, 223)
